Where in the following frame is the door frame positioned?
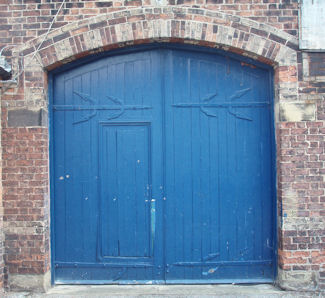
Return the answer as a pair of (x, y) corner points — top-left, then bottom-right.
(49, 43), (277, 285)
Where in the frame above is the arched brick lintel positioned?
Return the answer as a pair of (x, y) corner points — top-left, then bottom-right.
(16, 7), (298, 69)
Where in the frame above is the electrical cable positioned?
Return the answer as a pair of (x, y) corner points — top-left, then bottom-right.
(0, 45), (15, 57)
(0, 0), (67, 93)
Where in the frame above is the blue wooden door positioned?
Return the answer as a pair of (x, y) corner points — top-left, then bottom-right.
(52, 47), (274, 284)
(163, 50), (274, 282)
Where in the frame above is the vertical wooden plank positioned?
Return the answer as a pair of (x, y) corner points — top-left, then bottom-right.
(199, 61), (218, 278)
(102, 128), (119, 256)
(53, 75), (66, 262)
(179, 55), (194, 279)
(174, 54), (192, 279)
(150, 50), (164, 281)
(164, 50), (184, 279)
(188, 57), (202, 279)
(65, 76), (82, 262)
(135, 130), (148, 257)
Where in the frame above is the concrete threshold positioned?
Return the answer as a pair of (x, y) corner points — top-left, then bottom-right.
(4, 284), (319, 297)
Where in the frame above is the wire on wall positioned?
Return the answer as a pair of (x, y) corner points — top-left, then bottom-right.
(0, 0), (67, 93)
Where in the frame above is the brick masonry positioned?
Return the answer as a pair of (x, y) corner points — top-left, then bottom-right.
(0, 0), (324, 293)
(0, 88), (3, 292)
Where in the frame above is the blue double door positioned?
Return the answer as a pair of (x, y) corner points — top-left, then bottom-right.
(52, 47), (275, 284)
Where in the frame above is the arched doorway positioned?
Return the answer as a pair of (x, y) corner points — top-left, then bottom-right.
(51, 44), (275, 284)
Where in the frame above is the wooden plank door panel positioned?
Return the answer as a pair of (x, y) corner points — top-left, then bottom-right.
(53, 50), (164, 283)
(52, 47), (274, 284)
(163, 49), (274, 282)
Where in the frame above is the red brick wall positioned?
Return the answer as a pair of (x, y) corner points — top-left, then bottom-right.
(0, 0), (324, 293)
(277, 120), (325, 290)
(0, 89), (3, 290)
(1, 124), (49, 279)
(275, 51), (325, 290)
(0, 0), (299, 48)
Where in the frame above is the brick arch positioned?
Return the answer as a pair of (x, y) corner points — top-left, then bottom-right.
(16, 7), (298, 69)
(14, 6), (299, 126)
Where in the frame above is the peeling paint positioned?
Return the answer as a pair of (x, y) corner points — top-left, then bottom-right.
(202, 267), (219, 276)
(240, 61), (257, 69)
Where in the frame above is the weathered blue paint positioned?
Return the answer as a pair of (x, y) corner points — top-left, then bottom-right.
(51, 46), (275, 284)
